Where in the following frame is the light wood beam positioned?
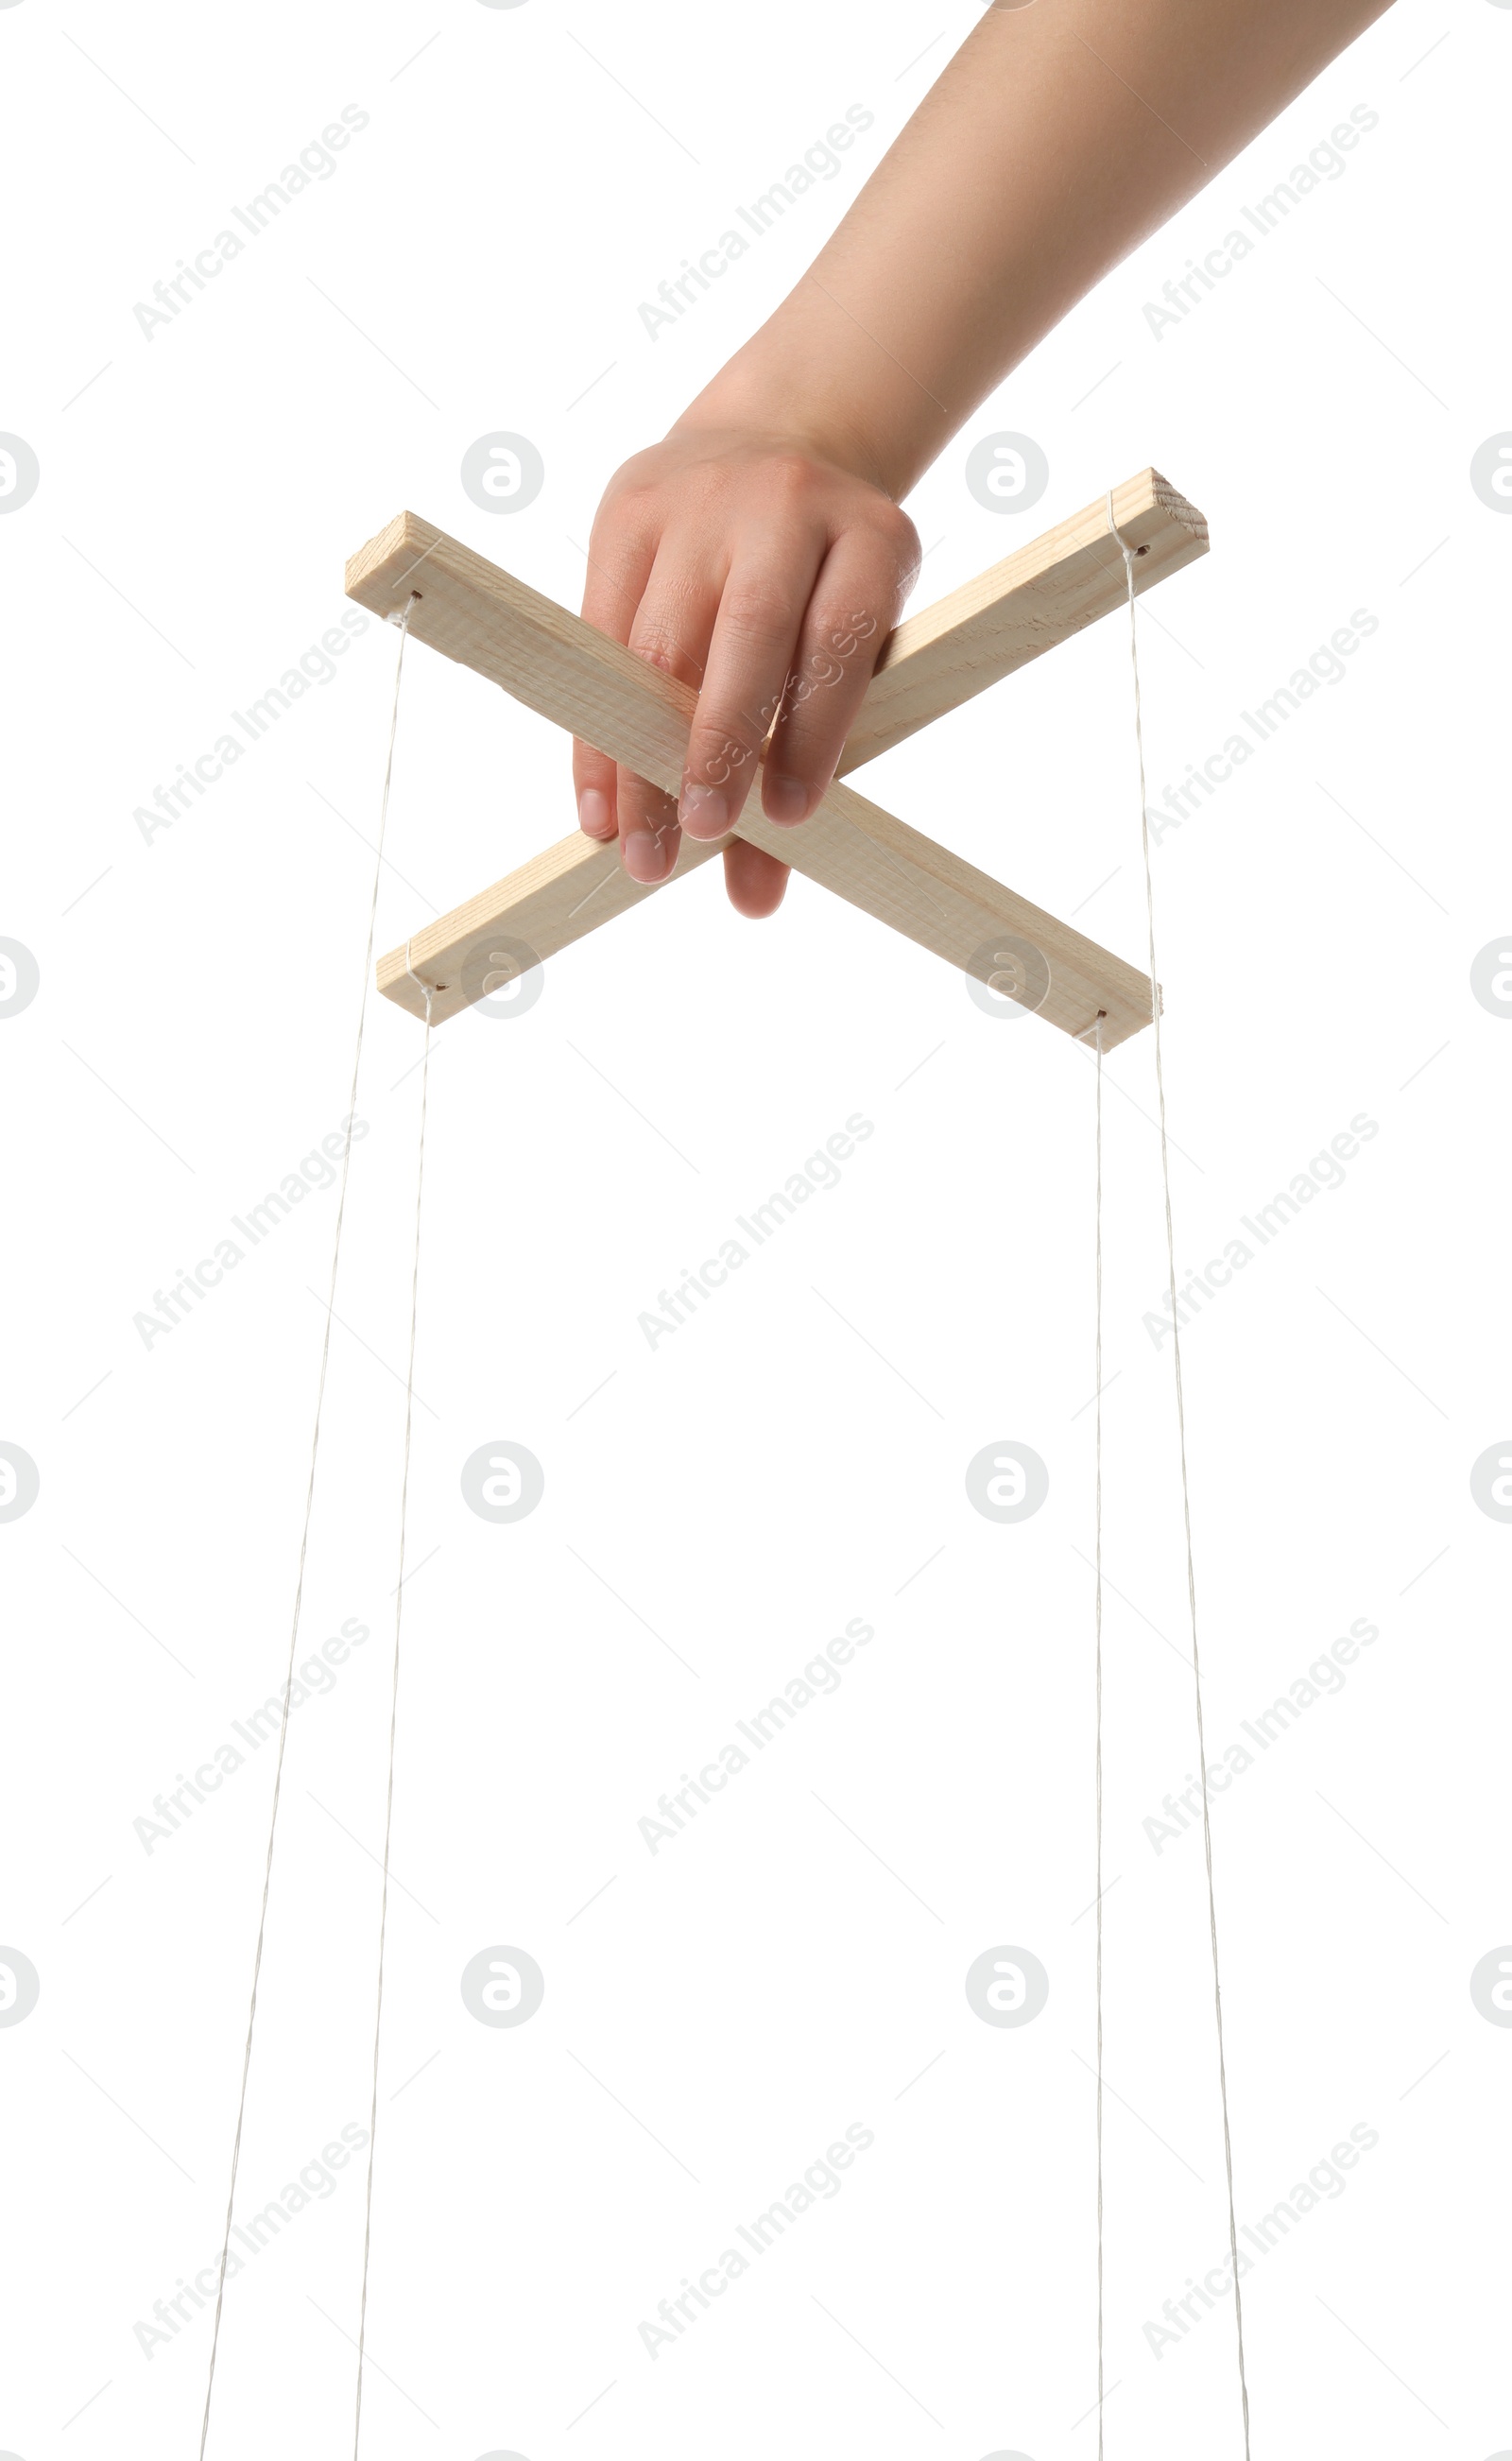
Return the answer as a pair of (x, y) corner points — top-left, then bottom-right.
(346, 470), (1204, 1045)
(844, 466), (1205, 766)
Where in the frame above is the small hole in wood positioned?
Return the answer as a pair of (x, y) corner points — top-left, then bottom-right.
(1135, 543), (1149, 557)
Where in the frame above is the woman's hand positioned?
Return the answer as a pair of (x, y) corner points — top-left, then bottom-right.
(573, 424), (920, 917)
(574, 0), (1389, 914)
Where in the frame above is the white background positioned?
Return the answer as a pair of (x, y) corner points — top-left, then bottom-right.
(2, 1), (1509, 2454)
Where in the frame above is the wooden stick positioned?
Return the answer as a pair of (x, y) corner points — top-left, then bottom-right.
(376, 777), (1155, 1041)
(843, 467), (1205, 767)
(347, 470), (1203, 1043)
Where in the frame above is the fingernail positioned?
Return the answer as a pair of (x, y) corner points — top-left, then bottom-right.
(623, 830), (668, 883)
(765, 773), (813, 825)
(679, 783), (730, 841)
(578, 786), (613, 838)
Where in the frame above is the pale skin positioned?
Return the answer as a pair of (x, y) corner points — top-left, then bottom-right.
(575, 0), (1392, 915)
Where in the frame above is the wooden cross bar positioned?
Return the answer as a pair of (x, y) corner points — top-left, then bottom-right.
(344, 467), (1206, 1050)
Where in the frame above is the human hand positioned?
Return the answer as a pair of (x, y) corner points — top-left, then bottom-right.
(573, 425), (920, 917)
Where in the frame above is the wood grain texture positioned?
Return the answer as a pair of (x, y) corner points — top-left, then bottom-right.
(375, 827), (725, 1023)
(844, 467), (1206, 768)
(349, 469), (1203, 1044)
(377, 770), (1154, 1044)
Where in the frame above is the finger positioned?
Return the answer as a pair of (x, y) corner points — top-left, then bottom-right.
(616, 541), (724, 884)
(576, 745), (619, 841)
(679, 522), (829, 845)
(617, 772), (681, 885)
(763, 522), (917, 825)
(573, 507), (659, 840)
(723, 838), (790, 920)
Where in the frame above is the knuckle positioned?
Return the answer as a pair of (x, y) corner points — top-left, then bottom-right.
(593, 475), (661, 558)
(631, 633), (679, 674)
(778, 692), (844, 750)
(765, 450), (822, 502)
(629, 628), (700, 688)
(618, 769), (677, 818)
(810, 605), (874, 660)
(690, 721), (759, 779)
(880, 495), (920, 551)
(719, 582), (798, 643)
(605, 451), (663, 509)
(882, 503), (923, 583)
(773, 601), (885, 742)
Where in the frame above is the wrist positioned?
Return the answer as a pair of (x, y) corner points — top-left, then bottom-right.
(673, 361), (904, 500)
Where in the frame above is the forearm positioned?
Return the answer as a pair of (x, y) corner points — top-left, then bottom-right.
(680, 0), (1392, 496)
(578, 0), (1395, 910)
